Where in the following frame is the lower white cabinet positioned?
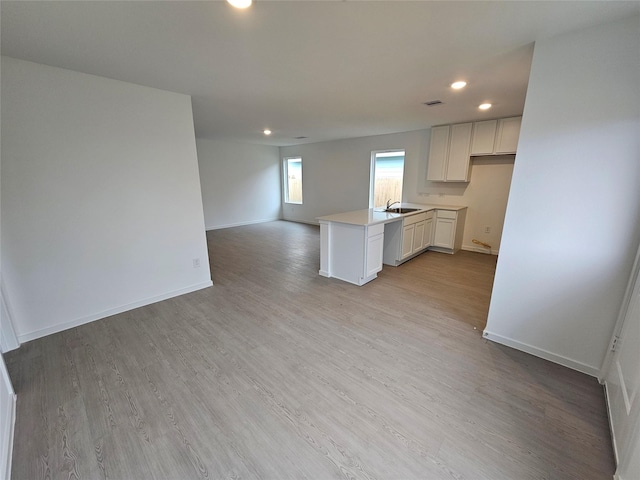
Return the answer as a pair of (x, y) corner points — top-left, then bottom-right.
(413, 220), (426, 255)
(401, 223), (415, 259)
(431, 209), (467, 254)
(424, 216), (433, 249)
(384, 211), (434, 265)
(365, 227), (384, 278)
(319, 221), (385, 286)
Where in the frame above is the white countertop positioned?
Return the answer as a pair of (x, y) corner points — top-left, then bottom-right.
(317, 203), (466, 226)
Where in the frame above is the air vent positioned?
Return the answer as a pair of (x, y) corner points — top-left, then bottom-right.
(424, 100), (443, 106)
(295, 136), (308, 139)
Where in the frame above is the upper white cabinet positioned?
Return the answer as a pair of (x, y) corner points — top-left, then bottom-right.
(470, 120), (498, 155)
(470, 116), (522, 156)
(494, 117), (522, 154)
(427, 123), (473, 182)
(426, 126), (449, 181)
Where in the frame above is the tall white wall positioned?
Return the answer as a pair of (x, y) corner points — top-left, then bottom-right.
(484, 16), (640, 375)
(1, 57), (212, 343)
(280, 130), (514, 253)
(197, 139), (281, 230)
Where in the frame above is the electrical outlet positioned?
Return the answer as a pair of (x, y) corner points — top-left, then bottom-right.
(193, 258), (201, 268)
(484, 226), (491, 234)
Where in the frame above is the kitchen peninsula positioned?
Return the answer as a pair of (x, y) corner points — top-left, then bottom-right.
(318, 204), (467, 286)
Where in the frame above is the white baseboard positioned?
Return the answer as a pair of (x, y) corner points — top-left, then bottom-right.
(462, 244), (499, 255)
(17, 280), (213, 344)
(283, 218), (320, 226)
(206, 217), (281, 230)
(482, 330), (600, 377)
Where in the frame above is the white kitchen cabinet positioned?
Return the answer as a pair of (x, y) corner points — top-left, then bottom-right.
(431, 208), (467, 254)
(494, 117), (522, 154)
(401, 223), (415, 259)
(424, 214), (434, 248)
(426, 126), (449, 181)
(470, 120), (498, 155)
(427, 123), (472, 182)
(365, 228), (384, 278)
(318, 221), (385, 286)
(384, 211), (430, 265)
(470, 116), (522, 156)
(413, 220), (426, 255)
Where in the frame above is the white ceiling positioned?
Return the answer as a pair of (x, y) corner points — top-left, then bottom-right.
(2, 1), (639, 146)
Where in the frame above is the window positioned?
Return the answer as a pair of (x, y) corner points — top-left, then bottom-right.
(369, 150), (405, 208)
(284, 157), (303, 204)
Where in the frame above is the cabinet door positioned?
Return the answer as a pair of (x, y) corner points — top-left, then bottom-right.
(365, 234), (384, 278)
(446, 123), (473, 181)
(412, 221), (426, 254)
(426, 126), (449, 181)
(470, 120), (498, 155)
(401, 224), (415, 259)
(495, 117), (522, 154)
(424, 217), (433, 248)
(433, 218), (455, 249)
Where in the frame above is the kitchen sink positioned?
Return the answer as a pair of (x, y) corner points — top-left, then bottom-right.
(385, 207), (421, 214)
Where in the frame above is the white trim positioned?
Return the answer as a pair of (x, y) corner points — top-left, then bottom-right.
(283, 219), (319, 227)
(604, 382), (621, 465)
(0, 283), (19, 353)
(461, 244), (499, 256)
(482, 330), (600, 377)
(1, 356), (16, 480)
(600, 242), (640, 381)
(17, 280), (213, 343)
(206, 217), (281, 231)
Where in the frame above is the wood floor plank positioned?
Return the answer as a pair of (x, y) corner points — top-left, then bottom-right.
(4, 220), (614, 479)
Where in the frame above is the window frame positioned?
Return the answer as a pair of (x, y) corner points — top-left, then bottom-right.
(369, 149), (406, 208)
(283, 156), (303, 205)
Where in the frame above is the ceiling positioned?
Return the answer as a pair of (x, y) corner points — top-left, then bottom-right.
(2, 1), (639, 147)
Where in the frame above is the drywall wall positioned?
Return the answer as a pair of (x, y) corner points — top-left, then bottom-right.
(1, 56), (212, 342)
(484, 16), (640, 375)
(280, 130), (513, 253)
(197, 139), (281, 230)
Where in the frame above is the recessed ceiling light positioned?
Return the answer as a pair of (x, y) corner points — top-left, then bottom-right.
(263, 129), (272, 135)
(451, 81), (467, 89)
(478, 103), (492, 110)
(227, 0), (252, 9)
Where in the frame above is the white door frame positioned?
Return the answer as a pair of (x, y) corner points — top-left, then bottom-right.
(600, 245), (640, 381)
(601, 240), (640, 478)
(0, 281), (19, 353)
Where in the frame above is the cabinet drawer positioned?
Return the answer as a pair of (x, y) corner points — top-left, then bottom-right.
(368, 223), (385, 237)
(437, 209), (457, 220)
(403, 212), (427, 226)
(424, 210), (434, 220)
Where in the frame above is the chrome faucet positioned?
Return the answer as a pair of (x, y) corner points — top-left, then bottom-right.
(386, 199), (400, 210)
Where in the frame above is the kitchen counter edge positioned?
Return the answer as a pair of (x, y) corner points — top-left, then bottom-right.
(317, 204), (467, 227)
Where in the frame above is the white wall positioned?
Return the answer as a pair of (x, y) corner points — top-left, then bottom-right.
(1, 57), (212, 343)
(280, 130), (514, 253)
(484, 16), (640, 376)
(197, 139), (281, 230)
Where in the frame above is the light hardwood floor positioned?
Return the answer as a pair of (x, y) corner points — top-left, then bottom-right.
(5, 220), (614, 479)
